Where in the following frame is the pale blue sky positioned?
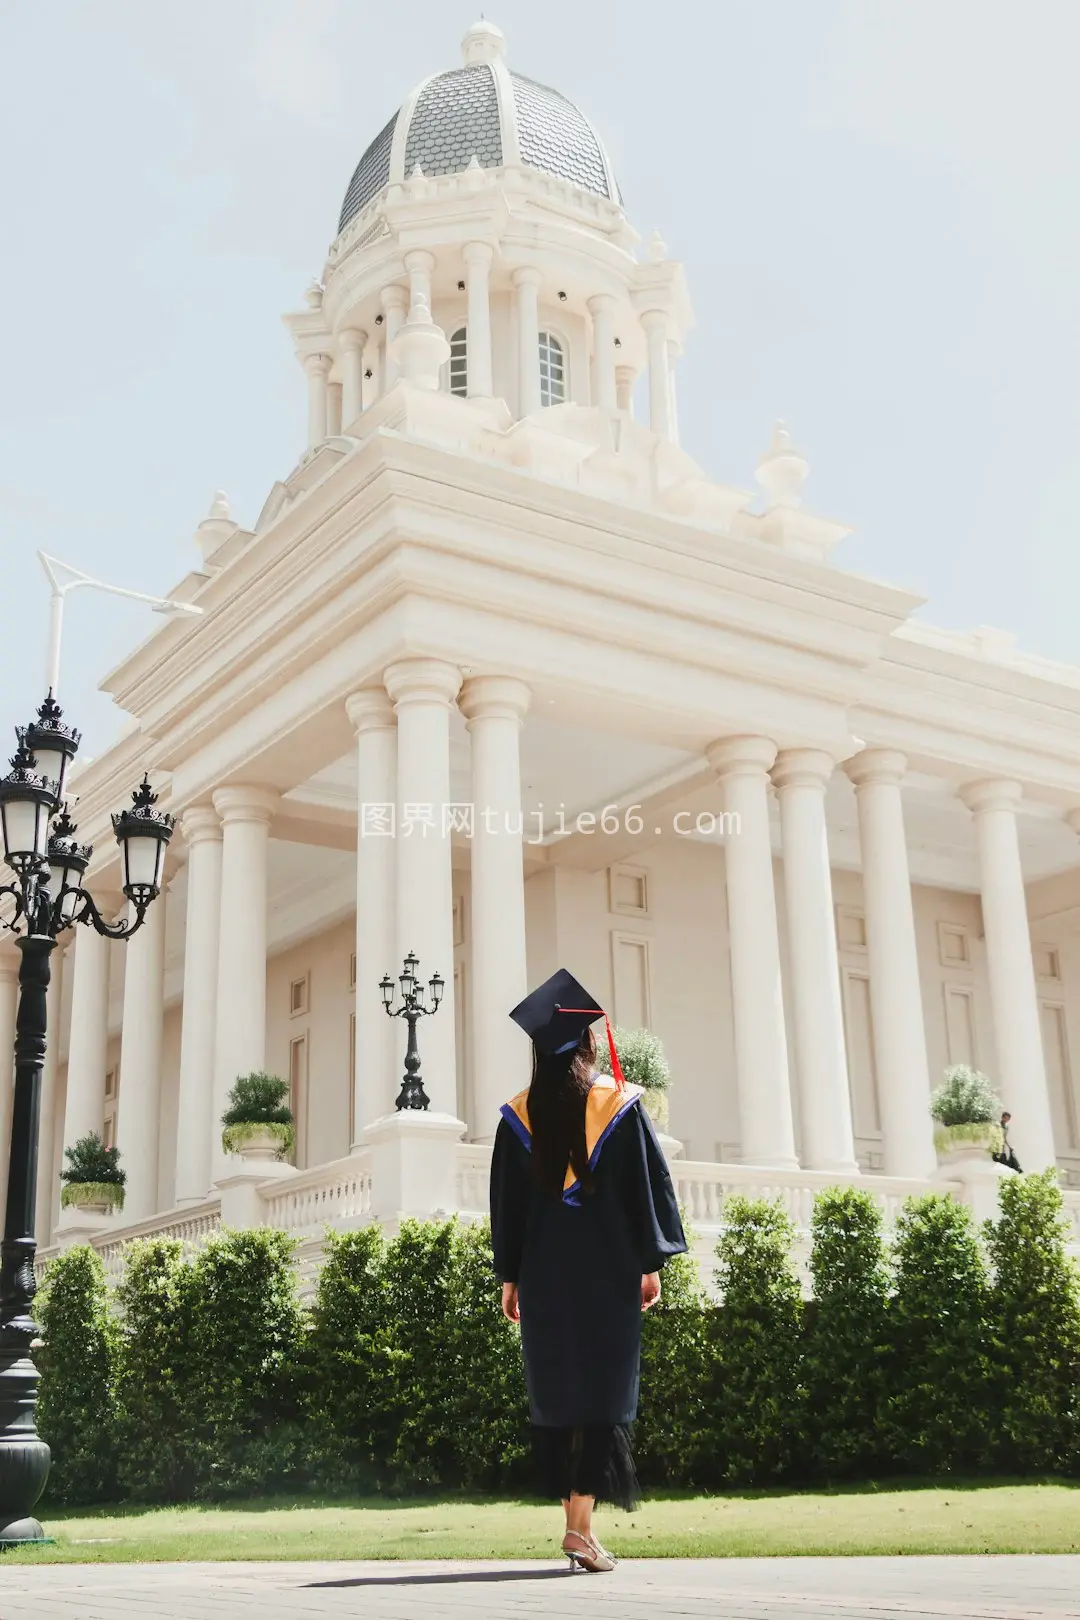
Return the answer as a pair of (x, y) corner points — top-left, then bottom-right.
(2, 1), (1078, 756)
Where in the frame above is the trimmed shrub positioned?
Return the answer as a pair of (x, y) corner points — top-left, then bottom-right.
(636, 1245), (716, 1488)
(114, 1238), (196, 1501)
(306, 1224), (388, 1489)
(804, 1186), (889, 1480)
(35, 1246), (119, 1504)
(930, 1065), (1001, 1126)
(713, 1196), (804, 1484)
(442, 1222), (530, 1490)
(885, 1193), (992, 1475)
(185, 1228), (306, 1497)
(986, 1169), (1080, 1474)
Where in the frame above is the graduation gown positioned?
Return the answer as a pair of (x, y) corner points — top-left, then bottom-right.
(489, 1080), (688, 1428)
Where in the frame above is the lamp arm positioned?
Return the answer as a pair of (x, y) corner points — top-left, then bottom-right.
(0, 883), (25, 934)
(71, 888), (148, 941)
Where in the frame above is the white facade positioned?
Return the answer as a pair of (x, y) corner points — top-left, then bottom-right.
(24, 21), (1080, 1273)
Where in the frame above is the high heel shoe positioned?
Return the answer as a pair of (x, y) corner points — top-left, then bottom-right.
(562, 1530), (616, 1573)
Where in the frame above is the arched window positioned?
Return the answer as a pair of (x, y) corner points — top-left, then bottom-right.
(449, 327), (468, 396)
(538, 331), (566, 407)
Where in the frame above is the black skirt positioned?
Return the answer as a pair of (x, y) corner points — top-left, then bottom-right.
(532, 1423), (640, 1510)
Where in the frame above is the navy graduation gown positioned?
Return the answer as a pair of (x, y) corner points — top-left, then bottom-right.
(489, 1082), (688, 1428)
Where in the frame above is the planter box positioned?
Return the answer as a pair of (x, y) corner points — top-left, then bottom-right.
(59, 1181), (124, 1214)
(221, 1122), (294, 1164)
(934, 1121), (1004, 1167)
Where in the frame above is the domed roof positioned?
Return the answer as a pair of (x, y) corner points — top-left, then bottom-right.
(337, 21), (620, 235)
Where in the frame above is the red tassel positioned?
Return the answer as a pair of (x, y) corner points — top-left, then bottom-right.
(555, 1008), (625, 1088)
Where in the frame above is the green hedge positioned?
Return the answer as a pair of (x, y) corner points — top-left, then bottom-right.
(34, 1169), (1080, 1505)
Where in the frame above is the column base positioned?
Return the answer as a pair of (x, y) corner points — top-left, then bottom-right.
(216, 1158), (297, 1229)
(52, 1207), (118, 1251)
(934, 1155), (1013, 1226)
(358, 1110), (467, 1221)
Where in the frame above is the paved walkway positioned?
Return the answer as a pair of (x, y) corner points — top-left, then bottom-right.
(0, 1557), (1076, 1619)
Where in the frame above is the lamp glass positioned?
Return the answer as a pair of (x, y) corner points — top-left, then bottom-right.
(121, 828), (166, 892)
(28, 744), (66, 804)
(0, 795), (49, 865)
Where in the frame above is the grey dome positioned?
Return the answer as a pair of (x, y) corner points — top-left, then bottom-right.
(337, 51), (618, 235)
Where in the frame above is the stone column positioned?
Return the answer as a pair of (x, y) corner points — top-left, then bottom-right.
(381, 287), (408, 391)
(588, 294), (617, 410)
(963, 779), (1056, 1172)
(641, 309), (672, 439)
(707, 736), (797, 1168)
(459, 676), (531, 1140)
(615, 363), (636, 415)
(116, 887), (167, 1222)
(174, 807), (223, 1205)
(0, 950), (19, 1227)
(404, 250), (435, 316)
(211, 787), (277, 1183)
(464, 241), (494, 398)
(339, 328), (367, 427)
(384, 659), (461, 1116)
(61, 903), (114, 1152)
(304, 353), (330, 448)
(326, 381), (343, 437)
(346, 690), (398, 1136)
(843, 749), (936, 1178)
(666, 338), (681, 444)
(513, 267), (542, 417)
(772, 749), (858, 1172)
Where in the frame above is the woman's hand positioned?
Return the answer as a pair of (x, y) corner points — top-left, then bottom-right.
(641, 1272), (661, 1312)
(501, 1282), (520, 1323)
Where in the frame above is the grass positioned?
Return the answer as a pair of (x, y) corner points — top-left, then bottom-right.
(4, 1481), (1079, 1564)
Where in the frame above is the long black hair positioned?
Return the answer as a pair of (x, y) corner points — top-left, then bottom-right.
(526, 1027), (596, 1199)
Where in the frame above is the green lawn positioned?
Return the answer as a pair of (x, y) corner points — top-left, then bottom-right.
(4, 1482), (1079, 1563)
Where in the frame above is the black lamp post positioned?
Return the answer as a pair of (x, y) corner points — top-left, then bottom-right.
(380, 951), (445, 1111)
(0, 695), (173, 1546)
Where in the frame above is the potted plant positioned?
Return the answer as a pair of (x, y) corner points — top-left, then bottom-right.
(221, 1072), (295, 1163)
(594, 1025), (671, 1128)
(929, 1065), (1004, 1164)
(59, 1133), (126, 1214)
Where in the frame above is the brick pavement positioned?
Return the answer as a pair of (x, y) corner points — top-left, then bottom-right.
(0, 1555), (1075, 1620)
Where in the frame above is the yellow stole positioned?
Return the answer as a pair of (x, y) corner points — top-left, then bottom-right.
(502, 1078), (643, 1197)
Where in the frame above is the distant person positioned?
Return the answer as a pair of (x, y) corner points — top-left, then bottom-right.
(993, 1110), (1022, 1173)
(490, 969), (687, 1574)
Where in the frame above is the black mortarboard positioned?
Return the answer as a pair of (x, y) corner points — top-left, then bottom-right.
(509, 969), (625, 1083)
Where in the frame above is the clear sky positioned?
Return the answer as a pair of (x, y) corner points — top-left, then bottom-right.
(2, 0), (1078, 757)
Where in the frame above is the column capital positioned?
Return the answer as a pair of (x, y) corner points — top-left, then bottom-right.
(302, 351), (331, 379)
(960, 777), (1024, 815)
(512, 265), (543, 290)
(384, 658), (462, 708)
(463, 240), (494, 269)
(842, 747), (908, 790)
(346, 687), (397, 734)
(640, 306), (670, 333)
(459, 675), (531, 726)
(338, 326), (367, 355)
(403, 248), (436, 275)
(211, 785), (279, 827)
(707, 734), (777, 778)
(588, 292), (617, 317)
(380, 283), (409, 315)
(771, 747), (836, 792)
(180, 804), (222, 847)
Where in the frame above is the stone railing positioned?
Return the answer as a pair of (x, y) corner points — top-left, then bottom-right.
(671, 1160), (953, 1234)
(259, 1151), (373, 1236)
(95, 1199), (223, 1285)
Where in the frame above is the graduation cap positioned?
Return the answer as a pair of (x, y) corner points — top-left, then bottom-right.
(509, 968), (625, 1086)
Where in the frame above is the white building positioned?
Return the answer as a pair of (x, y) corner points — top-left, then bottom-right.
(13, 20), (1080, 1277)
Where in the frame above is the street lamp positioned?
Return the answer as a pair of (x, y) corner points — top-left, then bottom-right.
(0, 697), (173, 1546)
(381, 953), (445, 1111)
